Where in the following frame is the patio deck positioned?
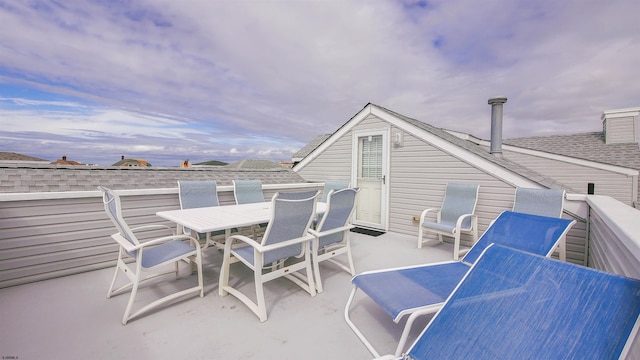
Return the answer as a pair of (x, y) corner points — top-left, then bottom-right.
(0, 231), (454, 360)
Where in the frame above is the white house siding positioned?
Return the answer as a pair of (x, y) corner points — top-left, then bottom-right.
(604, 115), (637, 144)
(501, 149), (635, 206)
(296, 115), (587, 264)
(0, 185), (319, 288)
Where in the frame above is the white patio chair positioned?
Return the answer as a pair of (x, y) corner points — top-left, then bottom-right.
(233, 179), (267, 238)
(418, 183), (480, 260)
(98, 186), (204, 325)
(218, 190), (320, 322)
(321, 180), (350, 202)
(178, 180), (225, 249)
(378, 244), (640, 360)
(232, 179), (265, 204)
(308, 187), (359, 293)
(346, 211), (576, 357)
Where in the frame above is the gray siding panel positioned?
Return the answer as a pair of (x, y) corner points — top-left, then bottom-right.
(0, 185), (320, 288)
(503, 149), (634, 206)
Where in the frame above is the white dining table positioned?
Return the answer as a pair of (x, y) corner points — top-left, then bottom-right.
(156, 201), (326, 249)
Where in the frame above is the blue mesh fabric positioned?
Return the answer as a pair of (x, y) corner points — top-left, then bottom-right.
(317, 188), (357, 249)
(513, 188), (564, 218)
(407, 245), (640, 359)
(178, 180), (220, 236)
(261, 193), (316, 265)
(140, 240), (195, 268)
(321, 180), (350, 202)
(178, 180), (219, 209)
(437, 183), (479, 230)
(233, 179), (265, 204)
(462, 211), (574, 264)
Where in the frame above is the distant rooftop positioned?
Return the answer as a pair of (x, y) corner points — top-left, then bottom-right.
(504, 132), (640, 170)
(0, 152), (49, 162)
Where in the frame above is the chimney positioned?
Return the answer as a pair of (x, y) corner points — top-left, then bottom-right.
(121, 155), (125, 160)
(62, 155), (67, 161)
(488, 96), (508, 158)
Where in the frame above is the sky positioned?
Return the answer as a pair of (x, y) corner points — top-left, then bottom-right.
(1, 0), (639, 167)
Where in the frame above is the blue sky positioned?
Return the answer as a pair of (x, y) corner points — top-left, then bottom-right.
(1, 0), (639, 166)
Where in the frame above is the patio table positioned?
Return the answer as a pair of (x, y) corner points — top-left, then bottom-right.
(156, 201), (326, 249)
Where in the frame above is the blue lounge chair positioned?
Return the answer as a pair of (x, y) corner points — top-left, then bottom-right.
(379, 245), (640, 359)
(345, 211), (576, 357)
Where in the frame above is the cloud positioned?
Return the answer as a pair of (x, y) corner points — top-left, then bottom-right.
(1, 0), (639, 165)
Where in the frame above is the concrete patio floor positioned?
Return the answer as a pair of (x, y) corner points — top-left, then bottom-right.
(0, 231), (454, 360)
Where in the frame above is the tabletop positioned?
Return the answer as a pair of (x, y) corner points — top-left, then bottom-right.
(156, 201), (326, 234)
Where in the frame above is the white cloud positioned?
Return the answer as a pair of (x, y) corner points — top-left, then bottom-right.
(1, 0), (639, 165)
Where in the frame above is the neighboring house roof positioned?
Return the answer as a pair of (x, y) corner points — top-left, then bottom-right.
(0, 164), (307, 193)
(0, 152), (49, 162)
(294, 103), (574, 191)
(51, 155), (83, 166)
(292, 134), (331, 162)
(224, 159), (282, 170)
(112, 158), (151, 167)
(504, 132), (640, 170)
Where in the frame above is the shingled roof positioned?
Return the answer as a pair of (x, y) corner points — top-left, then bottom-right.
(504, 132), (640, 170)
(0, 164), (307, 193)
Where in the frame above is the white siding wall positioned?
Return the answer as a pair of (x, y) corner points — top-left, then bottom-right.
(296, 115), (587, 264)
(502, 149), (635, 206)
(604, 115), (637, 144)
(0, 184), (320, 288)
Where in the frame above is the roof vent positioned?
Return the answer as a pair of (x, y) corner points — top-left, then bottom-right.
(488, 96), (508, 158)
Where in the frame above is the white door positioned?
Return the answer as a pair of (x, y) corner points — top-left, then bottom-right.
(352, 130), (388, 230)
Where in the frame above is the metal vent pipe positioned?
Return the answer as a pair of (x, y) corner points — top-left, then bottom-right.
(488, 96), (508, 158)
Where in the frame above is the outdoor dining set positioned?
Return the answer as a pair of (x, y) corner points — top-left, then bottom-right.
(98, 181), (640, 359)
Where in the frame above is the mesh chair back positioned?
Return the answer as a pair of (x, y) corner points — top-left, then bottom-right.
(513, 188), (565, 218)
(178, 180), (219, 209)
(261, 192), (318, 264)
(98, 186), (139, 247)
(317, 188), (358, 248)
(278, 190), (320, 200)
(439, 183), (479, 230)
(233, 179), (264, 204)
(321, 180), (350, 202)
(462, 211), (574, 265)
(408, 245), (640, 359)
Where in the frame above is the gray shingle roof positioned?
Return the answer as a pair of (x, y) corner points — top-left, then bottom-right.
(504, 132), (640, 170)
(292, 134), (331, 160)
(370, 104), (573, 191)
(0, 164), (307, 193)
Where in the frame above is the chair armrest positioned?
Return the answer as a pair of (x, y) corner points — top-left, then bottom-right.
(308, 224), (355, 238)
(130, 224), (175, 236)
(111, 233), (198, 253)
(455, 213), (477, 231)
(419, 207), (441, 223)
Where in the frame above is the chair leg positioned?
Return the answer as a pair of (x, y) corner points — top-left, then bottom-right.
(255, 270), (268, 322)
(312, 248), (324, 294)
(107, 265), (120, 299)
(219, 255), (230, 297)
(122, 276), (140, 325)
(452, 232), (461, 261)
(418, 226), (424, 248)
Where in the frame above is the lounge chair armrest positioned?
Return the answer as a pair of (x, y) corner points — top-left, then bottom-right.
(419, 207), (441, 223)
